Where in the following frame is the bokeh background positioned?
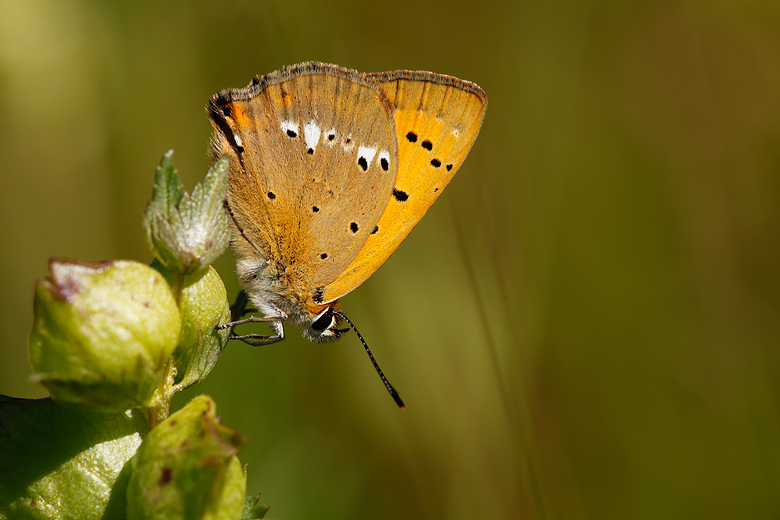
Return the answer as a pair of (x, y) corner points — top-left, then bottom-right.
(2, 1), (780, 518)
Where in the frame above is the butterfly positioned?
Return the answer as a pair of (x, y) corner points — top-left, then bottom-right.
(208, 62), (486, 406)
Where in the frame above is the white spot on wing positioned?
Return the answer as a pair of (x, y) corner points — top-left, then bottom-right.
(451, 128), (460, 139)
(234, 135), (243, 147)
(281, 120), (298, 135)
(342, 135), (355, 152)
(357, 146), (377, 167)
(326, 128), (336, 144)
(304, 120), (321, 151)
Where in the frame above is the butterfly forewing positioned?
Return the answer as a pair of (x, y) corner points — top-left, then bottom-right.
(318, 71), (487, 303)
(209, 63), (399, 292)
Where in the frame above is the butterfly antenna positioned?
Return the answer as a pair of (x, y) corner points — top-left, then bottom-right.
(334, 311), (405, 409)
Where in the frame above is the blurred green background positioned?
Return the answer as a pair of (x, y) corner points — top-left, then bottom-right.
(2, 0), (779, 518)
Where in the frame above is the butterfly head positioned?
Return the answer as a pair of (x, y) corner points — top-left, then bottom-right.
(303, 304), (348, 343)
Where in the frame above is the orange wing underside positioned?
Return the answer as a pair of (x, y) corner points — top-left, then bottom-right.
(318, 73), (487, 303)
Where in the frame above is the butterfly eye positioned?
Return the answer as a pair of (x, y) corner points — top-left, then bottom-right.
(311, 308), (333, 331)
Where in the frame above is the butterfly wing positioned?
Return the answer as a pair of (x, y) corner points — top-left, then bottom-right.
(317, 70), (487, 303)
(208, 63), (399, 297)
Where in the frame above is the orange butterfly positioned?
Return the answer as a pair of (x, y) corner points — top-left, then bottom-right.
(208, 62), (486, 406)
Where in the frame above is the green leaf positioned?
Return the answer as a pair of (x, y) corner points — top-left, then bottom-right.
(0, 397), (148, 520)
(126, 395), (247, 520)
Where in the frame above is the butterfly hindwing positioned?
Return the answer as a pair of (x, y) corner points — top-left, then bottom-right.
(317, 70), (487, 303)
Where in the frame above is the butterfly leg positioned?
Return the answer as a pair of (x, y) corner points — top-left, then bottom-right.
(220, 316), (286, 346)
(230, 330), (284, 347)
(228, 290), (255, 320)
(218, 291), (287, 346)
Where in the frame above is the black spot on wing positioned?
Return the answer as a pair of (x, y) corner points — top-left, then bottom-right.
(393, 189), (408, 202)
(406, 132), (417, 142)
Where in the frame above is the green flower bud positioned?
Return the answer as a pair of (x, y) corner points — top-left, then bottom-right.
(152, 260), (231, 391)
(28, 259), (181, 411)
(142, 151), (230, 275)
(127, 395), (247, 520)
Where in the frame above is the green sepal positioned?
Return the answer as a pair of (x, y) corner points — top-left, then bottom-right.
(149, 149), (185, 219)
(241, 491), (270, 520)
(152, 260), (231, 392)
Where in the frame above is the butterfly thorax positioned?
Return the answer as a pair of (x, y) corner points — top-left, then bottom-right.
(235, 255), (327, 321)
(234, 245), (343, 342)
